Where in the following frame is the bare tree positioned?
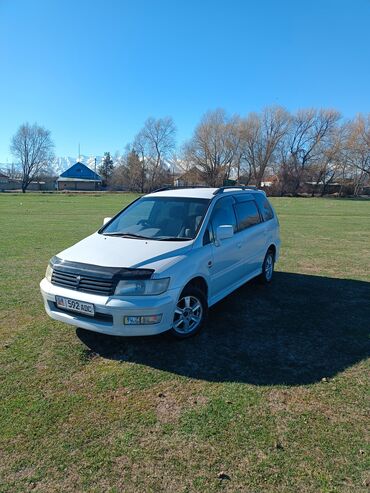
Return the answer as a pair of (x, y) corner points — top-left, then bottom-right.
(109, 155), (128, 191)
(183, 109), (241, 187)
(308, 124), (346, 196)
(125, 149), (147, 192)
(345, 114), (370, 177)
(240, 106), (290, 187)
(278, 108), (341, 195)
(133, 117), (176, 190)
(10, 123), (54, 192)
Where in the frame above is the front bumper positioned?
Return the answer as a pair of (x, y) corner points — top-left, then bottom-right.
(40, 278), (178, 336)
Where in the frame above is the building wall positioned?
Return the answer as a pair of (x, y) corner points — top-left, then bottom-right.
(57, 180), (100, 191)
(0, 179), (11, 191)
(0, 180), (55, 191)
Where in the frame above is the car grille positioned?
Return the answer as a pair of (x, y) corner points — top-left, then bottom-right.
(51, 269), (115, 296)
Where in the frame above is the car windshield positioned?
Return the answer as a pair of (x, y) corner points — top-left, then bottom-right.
(102, 196), (210, 240)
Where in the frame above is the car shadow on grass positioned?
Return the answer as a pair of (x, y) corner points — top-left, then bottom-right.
(76, 272), (370, 386)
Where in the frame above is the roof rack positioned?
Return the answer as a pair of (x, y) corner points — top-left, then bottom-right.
(151, 187), (170, 193)
(150, 185), (213, 193)
(213, 185), (258, 195)
(149, 185), (259, 195)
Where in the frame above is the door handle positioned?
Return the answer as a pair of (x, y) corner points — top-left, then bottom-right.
(207, 260), (213, 268)
(237, 242), (242, 248)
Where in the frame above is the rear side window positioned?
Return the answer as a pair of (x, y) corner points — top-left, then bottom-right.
(260, 199), (274, 221)
(254, 194), (274, 221)
(235, 200), (261, 231)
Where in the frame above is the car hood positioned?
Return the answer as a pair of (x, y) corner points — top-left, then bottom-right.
(56, 232), (193, 272)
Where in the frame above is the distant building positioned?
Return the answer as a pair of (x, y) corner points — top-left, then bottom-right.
(57, 162), (102, 191)
(0, 172), (52, 191)
(175, 167), (207, 187)
(0, 172), (10, 190)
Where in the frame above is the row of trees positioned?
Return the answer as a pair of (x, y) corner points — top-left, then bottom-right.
(110, 107), (370, 195)
(8, 107), (370, 194)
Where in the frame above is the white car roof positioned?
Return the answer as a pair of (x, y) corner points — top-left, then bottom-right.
(146, 187), (262, 199)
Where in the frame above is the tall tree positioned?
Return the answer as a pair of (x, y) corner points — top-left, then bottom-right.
(98, 152), (114, 185)
(278, 108), (341, 195)
(10, 123), (54, 193)
(308, 124), (346, 196)
(183, 109), (241, 187)
(240, 106), (290, 187)
(133, 117), (176, 190)
(345, 114), (370, 176)
(125, 149), (146, 192)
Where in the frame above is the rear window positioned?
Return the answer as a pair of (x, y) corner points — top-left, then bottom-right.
(235, 200), (261, 231)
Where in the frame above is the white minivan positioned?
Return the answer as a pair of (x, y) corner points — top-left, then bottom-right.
(40, 186), (280, 338)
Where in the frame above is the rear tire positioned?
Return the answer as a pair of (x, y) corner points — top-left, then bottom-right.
(169, 285), (208, 339)
(259, 250), (275, 284)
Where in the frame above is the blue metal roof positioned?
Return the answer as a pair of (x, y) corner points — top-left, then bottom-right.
(59, 162), (102, 181)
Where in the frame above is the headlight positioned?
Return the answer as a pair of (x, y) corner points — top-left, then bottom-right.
(45, 264), (53, 282)
(115, 278), (170, 296)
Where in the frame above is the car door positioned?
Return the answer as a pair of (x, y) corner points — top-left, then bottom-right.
(233, 195), (266, 276)
(206, 196), (242, 300)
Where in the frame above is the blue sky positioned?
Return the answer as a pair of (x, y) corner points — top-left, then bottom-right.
(0, 0), (369, 163)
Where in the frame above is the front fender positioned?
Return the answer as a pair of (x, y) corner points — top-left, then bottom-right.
(160, 245), (213, 299)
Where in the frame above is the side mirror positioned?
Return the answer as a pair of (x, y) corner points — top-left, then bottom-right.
(103, 217), (112, 225)
(216, 224), (234, 242)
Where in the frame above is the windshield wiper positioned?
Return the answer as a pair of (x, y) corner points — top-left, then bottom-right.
(103, 232), (151, 240)
(104, 232), (192, 241)
(156, 236), (193, 241)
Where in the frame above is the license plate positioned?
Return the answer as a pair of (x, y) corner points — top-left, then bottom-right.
(55, 296), (95, 317)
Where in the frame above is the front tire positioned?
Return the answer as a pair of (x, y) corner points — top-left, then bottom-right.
(259, 250), (275, 284)
(170, 286), (208, 339)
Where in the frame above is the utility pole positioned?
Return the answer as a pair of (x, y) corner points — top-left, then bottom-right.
(94, 157), (97, 191)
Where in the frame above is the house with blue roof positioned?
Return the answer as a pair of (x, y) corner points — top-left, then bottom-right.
(57, 162), (102, 191)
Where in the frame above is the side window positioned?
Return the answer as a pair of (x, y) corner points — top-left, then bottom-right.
(235, 200), (261, 231)
(261, 199), (274, 221)
(210, 196), (237, 233)
(253, 194), (274, 221)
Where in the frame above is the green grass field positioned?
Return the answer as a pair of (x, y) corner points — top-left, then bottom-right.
(0, 193), (369, 492)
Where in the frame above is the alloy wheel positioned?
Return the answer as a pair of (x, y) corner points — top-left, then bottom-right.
(265, 253), (274, 281)
(173, 295), (203, 335)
